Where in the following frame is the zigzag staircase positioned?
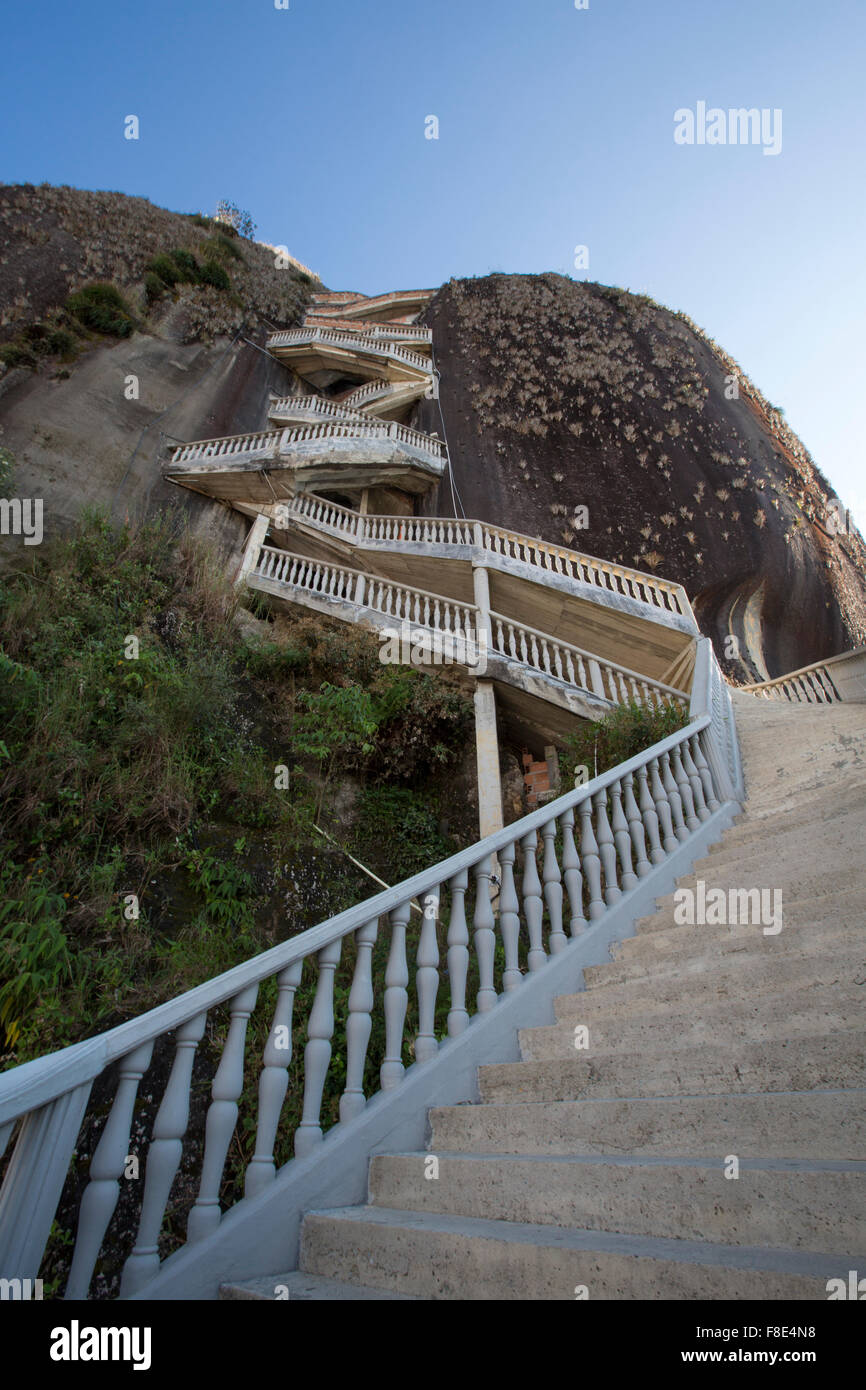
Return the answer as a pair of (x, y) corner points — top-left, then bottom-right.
(1, 288), (862, 1302)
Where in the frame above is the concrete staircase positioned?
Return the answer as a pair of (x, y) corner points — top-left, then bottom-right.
(224, 693), (866, 1300)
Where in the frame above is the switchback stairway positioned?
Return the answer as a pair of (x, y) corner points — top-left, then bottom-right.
(1, 279), (863, 1303)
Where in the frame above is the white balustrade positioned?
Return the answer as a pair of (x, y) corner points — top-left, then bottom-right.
(0, 696), (733, 1300)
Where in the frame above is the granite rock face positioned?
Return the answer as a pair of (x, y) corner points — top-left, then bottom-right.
(414, 274), (866, 682)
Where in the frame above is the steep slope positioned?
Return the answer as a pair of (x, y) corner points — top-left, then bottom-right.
(414, 274), (866, 682)
(0, 184), (310, 564)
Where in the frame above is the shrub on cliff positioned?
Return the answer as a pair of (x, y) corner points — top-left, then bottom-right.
(65, 283), (137, 337)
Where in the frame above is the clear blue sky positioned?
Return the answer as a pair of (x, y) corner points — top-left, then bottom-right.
(2, 0), (864, 531)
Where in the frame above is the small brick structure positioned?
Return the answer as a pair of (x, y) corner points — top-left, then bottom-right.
(522, 745), (561, 809)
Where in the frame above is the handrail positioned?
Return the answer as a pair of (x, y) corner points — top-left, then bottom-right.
(0, 640), (736, 1297)
(281, 495), (695, 626)
(489, 610), (690, 707)
(168, 420), (447, 467)
(0, 715), (712, 1134)
(265, 327), (432, 374)
(740, 645), (866, 704)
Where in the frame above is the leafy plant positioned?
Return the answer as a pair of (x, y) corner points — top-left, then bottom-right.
(0, 863), (71, 1046)
(213, 200), (256, 240)
(196, 260), (231, 292)
(65, 283), (137, 338)
(559, 698), (689, 786)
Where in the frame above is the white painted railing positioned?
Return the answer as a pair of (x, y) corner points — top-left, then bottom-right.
(280, 496), (695, 625)
(339, 381), (405, 409)
(253, 547), (477, 636)
(268, 395), (368, 425)
(490, 612), (689, 710)
(740, 646), (866, 705)
(0, 711), (729, 1299)
(169, 420), (447, 469)
(266, 327), (432, 374)
(477, 523), (690, 616)
(296, 318), (433, 342)
(250, 542), (689, 712)
(170, 431), (281, 465)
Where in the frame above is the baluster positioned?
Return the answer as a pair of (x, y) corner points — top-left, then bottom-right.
(576, 799), (604, 918)
(576, 654), (587, 689)
(293, 940), (343, 1158)
(671, 745), (700, 831)
(662, 751), (689, 842)
(610, 778), (637, 892)
(520, 630), (529, 663)
(530, 634), (540, 669)
(594, 788), (621, 904)
(623, 771), (651, 876)
(649, 757), (678, 854)
(446, 870), (470, 1035)
(120, 1012), (207, 1296)
(65, 1040), (153, 1299)
(681, 740), (710, 821)
(691, 734), (720, 810)
(497, 841), (522, 990)
(520, 830), (546, 970)
(415, 889), (440, 1063)
(245, 961), (304, 1196)
(560, 807), (587, 934)
(564, 652), (575, 684)
(188, 982), (260, 1240)
(337, 920), (380, 1124)
(380, 902), (410, 1089)
(541, 819), (567, 952)
(473, 857), (497, 1011)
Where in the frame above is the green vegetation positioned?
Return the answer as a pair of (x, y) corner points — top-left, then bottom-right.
(559, 698), (690, 786)
(65, 283), (137, 338)
(0, 323), (78, 369)
(196, 259), (231, 291)
(0, 513), (474, 1062)
(145, 253), (181, 287)
(145, 246), (233, 295)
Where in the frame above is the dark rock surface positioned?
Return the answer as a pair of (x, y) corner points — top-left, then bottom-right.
(413, 274), (866, 682)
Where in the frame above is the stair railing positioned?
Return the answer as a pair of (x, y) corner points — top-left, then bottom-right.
(0, 699), (732, 1300)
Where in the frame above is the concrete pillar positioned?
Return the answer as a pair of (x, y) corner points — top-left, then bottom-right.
(472, 562), (493, 642)
(234, 513), (269, 587)
(474, 680), (504, 840)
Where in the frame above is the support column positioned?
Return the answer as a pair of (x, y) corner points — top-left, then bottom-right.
(474, 680), (504, 840)
(234, 513), (269, 588)
(472, 561), (493, 660)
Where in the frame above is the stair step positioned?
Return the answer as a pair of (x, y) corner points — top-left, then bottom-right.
(571, 945), (864, 1010)
(582, 933), (863, 992)
(478, 1032), (866, 1103)
(368, 1152), (866, 1253)
(661, 822), (861, 889)
(523, 990), (863, 1060)
(630, 885), (864, 943)
(429, 1089), (866, 1159)
(695, 790), (866, 862)
(219, 1271), (416, 1301)
(301, 1205), (862, 1300)
(553, 954), (865, 1024)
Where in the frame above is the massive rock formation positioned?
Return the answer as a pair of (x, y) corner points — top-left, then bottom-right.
(0, 185), (309, 564)
(414, 274), (866, 682)
(2, 188), (863, 682)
